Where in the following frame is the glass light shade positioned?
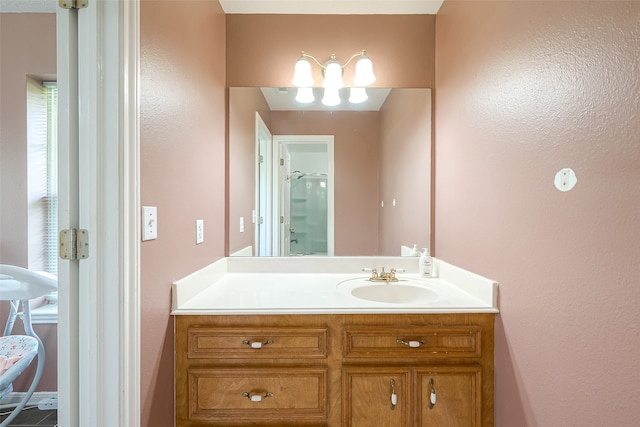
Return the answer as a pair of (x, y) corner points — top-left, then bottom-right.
(321, 87), (341, 106)
(295, 87), (314, 104)
(323, 61), (344, 89)
(292, 57), (314, 87)
(349, 87), (368, 104)
(353, 55), (376, 86)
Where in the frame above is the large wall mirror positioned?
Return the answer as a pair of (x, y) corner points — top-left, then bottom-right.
(228, 86), (431, 257)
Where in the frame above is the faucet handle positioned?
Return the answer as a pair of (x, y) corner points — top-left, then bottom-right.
(362, 267), (378, 279)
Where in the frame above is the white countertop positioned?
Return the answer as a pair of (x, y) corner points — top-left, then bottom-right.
(171, 257), (499, 315)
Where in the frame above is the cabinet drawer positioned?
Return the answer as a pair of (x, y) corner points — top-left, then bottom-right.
(187, 367), (328, 422)
(343, 325), (482, 359)
(188, 327), (328, 359)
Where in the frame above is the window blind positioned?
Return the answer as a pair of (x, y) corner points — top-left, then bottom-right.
(44, 82), (58, 276)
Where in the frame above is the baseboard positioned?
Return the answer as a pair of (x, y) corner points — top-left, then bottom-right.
(0, 391), (57, 410)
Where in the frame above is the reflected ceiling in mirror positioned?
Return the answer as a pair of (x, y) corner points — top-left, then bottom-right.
(260, 87), (393, 112)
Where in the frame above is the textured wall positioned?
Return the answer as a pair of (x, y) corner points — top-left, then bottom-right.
(226, 14), (435, 88)
(140, 1), (226, 425)
(0, 13), (57, 393)
(228, 87), (271, 254)
(0, 13), (56, 267)
(379, 89), (431, 255)
(435, 1), (640, 425)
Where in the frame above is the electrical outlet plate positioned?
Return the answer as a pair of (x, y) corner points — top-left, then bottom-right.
(38, 397), (58, 410)
(196, 219), (204, 244)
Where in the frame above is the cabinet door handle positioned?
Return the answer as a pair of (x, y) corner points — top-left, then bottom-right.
(242, 339), (274, 349)
(396, 339), (427, 348)
(390, 379), (397, 410)
(242, 391), (273, 402)
(428, 378), (437, 409)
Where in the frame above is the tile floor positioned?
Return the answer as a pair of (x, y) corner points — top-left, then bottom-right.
(0, 406), (57, 426)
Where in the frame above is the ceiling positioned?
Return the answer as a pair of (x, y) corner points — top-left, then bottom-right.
(219, 0), (444, 15)
(0, 1), (443, 15)
(261, 87), (392, 112)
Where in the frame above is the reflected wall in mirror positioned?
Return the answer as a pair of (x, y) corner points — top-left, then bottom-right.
(228, 87), (431, 257)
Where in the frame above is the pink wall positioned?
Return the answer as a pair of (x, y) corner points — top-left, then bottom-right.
(140, 1), (226, 425)
(0, 13), (56, 267)
(269, 111), (381, 255)
(0, 13), (57, 392)
(226, 14), (435, 88)
(379, 89), (431, 255)
(435, 1), (640, 425)
(228, 87), (271, 254)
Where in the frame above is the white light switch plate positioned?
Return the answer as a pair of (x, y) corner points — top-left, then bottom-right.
(142, 206), (157, 241)
(196, 219), (204, 244)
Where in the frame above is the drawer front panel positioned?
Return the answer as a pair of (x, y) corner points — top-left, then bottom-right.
(188, 368), (328, 422)
(343, 325), (481, 359)
(188, 327), (328, 359)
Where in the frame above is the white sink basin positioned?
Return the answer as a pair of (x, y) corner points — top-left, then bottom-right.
(338, 278), (439, 304)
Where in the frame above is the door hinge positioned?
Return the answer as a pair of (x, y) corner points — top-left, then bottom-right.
(59, 229), (89, 260)
(280, 216), (285, 224)
(59, 0), (88, 9)
(280, 158), (284, 166)
(258, 155), (264, 164)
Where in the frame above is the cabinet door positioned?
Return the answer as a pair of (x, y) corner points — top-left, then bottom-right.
(342, 367), (411, 427)
(415, 366), (482, 427)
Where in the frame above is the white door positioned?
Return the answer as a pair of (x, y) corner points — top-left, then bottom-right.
(57, 1), (139, 426)
(256, 114), (272, 256)
(278, 146), (292, 256)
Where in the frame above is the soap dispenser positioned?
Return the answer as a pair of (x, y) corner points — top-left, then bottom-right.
(419, 248), (433, 278)
(409, 244), (420, 257)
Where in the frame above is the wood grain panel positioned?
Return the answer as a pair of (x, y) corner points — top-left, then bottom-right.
(188, 367), (327, 422)
(188, 327), (327, 359)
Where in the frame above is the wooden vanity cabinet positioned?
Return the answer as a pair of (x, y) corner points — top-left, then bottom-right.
(175, 313), (494, 426)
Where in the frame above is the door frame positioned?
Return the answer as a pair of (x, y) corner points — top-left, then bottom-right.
(255, 113), (272, 256)
(56, 1), (140, 425)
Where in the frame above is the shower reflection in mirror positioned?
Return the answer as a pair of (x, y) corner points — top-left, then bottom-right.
(288, 171), (329, 256)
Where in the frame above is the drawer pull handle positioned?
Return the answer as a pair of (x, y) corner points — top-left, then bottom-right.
(396, 339), (426, 348)
(242, 391), (273, 402)
(390, 379), (397, 410)
(242, 339), (274, 349)
(428, 378), (437, 409)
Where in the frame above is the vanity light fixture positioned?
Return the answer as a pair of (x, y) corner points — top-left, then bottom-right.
(295, 87), (314, 104)
(348, 87), (368, 104)
(292, 50), (376, 106)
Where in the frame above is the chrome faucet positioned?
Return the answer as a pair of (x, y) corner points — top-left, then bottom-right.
(363, 267), (403, 283)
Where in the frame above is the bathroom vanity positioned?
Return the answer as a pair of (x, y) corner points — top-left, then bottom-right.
(172, 257), (498, 426)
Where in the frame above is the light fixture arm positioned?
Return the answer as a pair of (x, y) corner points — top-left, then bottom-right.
(341, 50), (368, 70)
(298, 50), (368, 71)
(298, 51), (327, 70)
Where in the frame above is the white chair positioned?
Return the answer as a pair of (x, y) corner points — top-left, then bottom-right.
(0, 265), (57, 426)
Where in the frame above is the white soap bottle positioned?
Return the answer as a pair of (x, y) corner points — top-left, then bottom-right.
(419, 248), (433, 278)
(409, 244), (420, 257)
